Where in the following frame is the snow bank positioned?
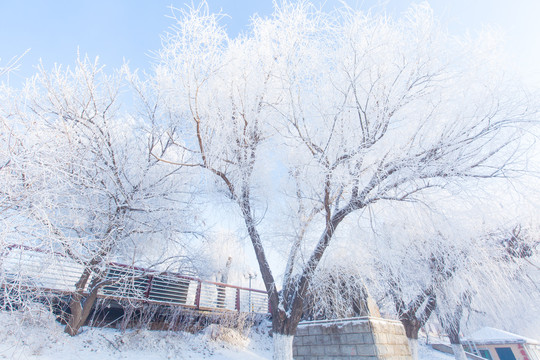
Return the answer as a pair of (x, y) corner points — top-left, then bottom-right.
(418, 344), (455, 360)
(0, 307), (451, 360)
(467, 327), (540, 344)
(0, 307), (272, 360)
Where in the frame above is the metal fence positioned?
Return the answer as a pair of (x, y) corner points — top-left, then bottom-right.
(1, 244), (269, 314)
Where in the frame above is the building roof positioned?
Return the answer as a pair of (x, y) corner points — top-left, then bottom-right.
(466, 327), (539, 345)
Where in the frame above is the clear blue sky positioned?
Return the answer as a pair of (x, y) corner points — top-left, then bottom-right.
(1, 0), (539, 85)
(1, 0), (539, 289)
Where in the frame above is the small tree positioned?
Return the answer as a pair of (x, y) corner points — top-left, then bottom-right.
(366, 212), (539, 360)
(367, 224), (457, 359)
(8, 57), (201, 335)
(303, 262), (371, 321)
(153, 2), (536, 358)
(1, 52), (29, 239)
(435, 225), (539, 360)
(436, 291), (471, 360)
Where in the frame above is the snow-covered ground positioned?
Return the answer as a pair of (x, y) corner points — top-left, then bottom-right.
(0, 306), (453, 360)
(418, 344), (454, 360)
(0, 306), (272, 360)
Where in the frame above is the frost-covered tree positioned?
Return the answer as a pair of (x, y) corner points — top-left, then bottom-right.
(6, 57), (201, 336)
(436, 291), (471, 360)
(302, 261), (373, 321)
(368, 225), (454, 359)
(153, 2), (536, 358)
(0, 53), (30, 245)
(435, 225), (539, 360)
(366, 213), (539, 360)
(0, 52), (26, 79)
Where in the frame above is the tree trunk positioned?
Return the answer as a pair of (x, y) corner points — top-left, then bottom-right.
(271, 313), (301, 360)
(64, 288), (100, 335)
(448, 323), (467, 360)
(451, 344), (468, 360)
(409, 338), (419, 360)
(395, 291), (436, 360)
(402, 321), (421, 340)
(65, 293), (84, 336)
(237, 175), (353, 359)
(269, 287), (308, 360)
(64, 269), (107, 336)
(401, 319), (421, 360)
(439, 292), (469, 360)
(65, 282), (105, 335)
(64, 268), (91, 336)
(273, 333), (294, 360)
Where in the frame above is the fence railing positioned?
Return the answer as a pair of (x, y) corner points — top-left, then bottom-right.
(0, 244), (269, 314)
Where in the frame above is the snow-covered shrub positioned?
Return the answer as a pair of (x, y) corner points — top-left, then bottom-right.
(303, 263), (370, 320)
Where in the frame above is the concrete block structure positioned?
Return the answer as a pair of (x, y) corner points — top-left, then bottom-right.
(293, 317), (412, 360)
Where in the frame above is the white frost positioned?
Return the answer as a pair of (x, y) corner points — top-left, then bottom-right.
(467, 327), (539, 344)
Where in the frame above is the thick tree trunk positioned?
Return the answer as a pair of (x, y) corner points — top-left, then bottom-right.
(451, 344), (468, 360)
(65, 293), (84, 336)
(448, 323), (467, 360)
(236, 176), (354, 359)
(271, 314), (301, 360)
(64, 269), (107, 336)
(402, 319), (421, 340)
(64, 268), (92, 336)
(409, 338), (419, 360)
(64, 283), (105, 335)
(396, 291), (436, 360)
(272, 311), (301, 336)
(401, 319), (421, 360)
(273, 333), (294, 360)
(439, 293), (469, 360)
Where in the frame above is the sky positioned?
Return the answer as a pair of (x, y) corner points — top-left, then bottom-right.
(1, 0), (540, 87)
(1, 0), (539, 289)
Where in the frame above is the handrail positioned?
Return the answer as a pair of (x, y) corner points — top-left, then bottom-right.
(0, 244), (269, 314)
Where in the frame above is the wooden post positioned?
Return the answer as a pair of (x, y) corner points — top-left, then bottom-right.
(144, 275), (153, 298)
(195, 280), (202, 309)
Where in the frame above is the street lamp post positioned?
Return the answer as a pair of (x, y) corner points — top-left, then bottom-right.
(244, 271), (257, 312)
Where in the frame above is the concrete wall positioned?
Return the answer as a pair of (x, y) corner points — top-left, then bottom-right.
(293, 317), (412, 360)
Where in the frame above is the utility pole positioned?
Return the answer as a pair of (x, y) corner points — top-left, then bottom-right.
(244, 271), (257, 312)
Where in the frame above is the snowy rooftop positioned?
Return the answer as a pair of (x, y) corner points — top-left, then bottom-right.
(466, 327), (539, 345)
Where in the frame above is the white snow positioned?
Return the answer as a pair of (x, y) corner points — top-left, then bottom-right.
(0, 306), (458, 360)
(0, 306), (272, 360)
(467, 327), (540, 345)
(418, 344), (455, 360)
